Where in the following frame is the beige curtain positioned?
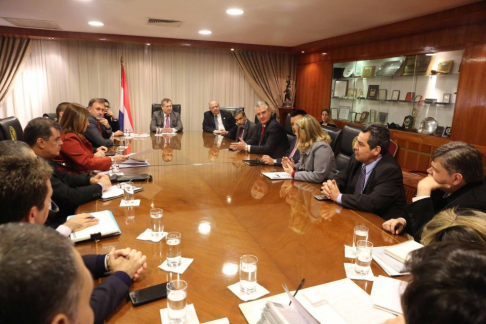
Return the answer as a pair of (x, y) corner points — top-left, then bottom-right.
(1, 39), (260, 130)
(232, 51), (297, 117)
(0, 37), (32, 107)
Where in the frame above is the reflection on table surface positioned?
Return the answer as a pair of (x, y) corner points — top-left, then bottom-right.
(78, 131), (407, 323)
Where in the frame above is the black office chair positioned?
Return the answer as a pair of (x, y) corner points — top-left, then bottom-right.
(284, 114), (293, 135)
(287, 133), (295, 147)
(151, 103), (182, 115)
(220, 107), (244, 116)
(0, 116), (24, 141)
(43, 113), (58, 122)
(322, 126), (342, 155)
(335, 125), (361, 172)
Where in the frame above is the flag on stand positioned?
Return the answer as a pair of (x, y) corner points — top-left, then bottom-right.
(119, 57), (134, 132)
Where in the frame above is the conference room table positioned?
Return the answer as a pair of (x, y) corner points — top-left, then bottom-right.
(76, 131), (408, 323)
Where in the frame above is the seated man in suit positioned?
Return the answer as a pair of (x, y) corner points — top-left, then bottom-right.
(321, 123), (406, 220)
(230, 101), (289, 158)
(0, 155), (147, 324)
(202, 100), (237, 138)
(261, 109), (307, 166)
(150, 98), (183, 133)
(383, 141), (486, 239)
(84, 98), (118, 150)
(234, 109), (256, 141)
(102, 98), (123, 134)
(23, 117), (112, 226)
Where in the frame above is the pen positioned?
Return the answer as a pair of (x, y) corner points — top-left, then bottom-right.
(289, 277), (305, 305)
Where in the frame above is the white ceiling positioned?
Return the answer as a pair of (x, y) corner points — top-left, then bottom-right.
(0, 0), (478, 47)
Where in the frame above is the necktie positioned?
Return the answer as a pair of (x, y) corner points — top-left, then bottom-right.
(165, 115), (169, 128)
(97, 121), (102, 135)
(289, 147), (297, 159)
(238, 127), (244, 140)
(214, 115), (219, 130)
(259, 125), (265, 145)
(354, 165), (367, 195)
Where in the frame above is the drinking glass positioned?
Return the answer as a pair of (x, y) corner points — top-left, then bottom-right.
(150, 208), (164, 238)
(167, 280), (187, 324)
(122, 182), (134, 202)
(355, 240), (373, 275)
(240, 255), (258, 294)
(353, 225), (369, 250)
(166, 232), (182, 267)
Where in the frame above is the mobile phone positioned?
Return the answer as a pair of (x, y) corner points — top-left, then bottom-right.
(129, 282), (168, 307)
(314, 195), (330, 201)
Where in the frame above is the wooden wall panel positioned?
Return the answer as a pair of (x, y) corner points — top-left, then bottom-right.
(450, 43), (486, 146)
(295, 61), (332, 117)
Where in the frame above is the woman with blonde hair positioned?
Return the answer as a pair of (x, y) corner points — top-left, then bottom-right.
(56, 103), (127, 174)
(282, 115), (337, 183)
(421, 208), (486, 246)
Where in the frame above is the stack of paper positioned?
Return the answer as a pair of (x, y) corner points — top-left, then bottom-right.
(131, 132), (150, 138)
(101, 185), (143, 201)
(68, 210), (121, 243)
(262, 172), (293, 180)
(370, 276), (407, 315)
(384, 240), (423, 263)
(119, 157), (150, 169)
(372, 247), (408, 276)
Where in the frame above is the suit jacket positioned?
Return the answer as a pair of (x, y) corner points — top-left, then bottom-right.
(82, 255), (132, 324)
(333, 153), (407, 220)
(56, 133), (112, 174)
(294, 141), (338, 183)
(404, 178), (486, 239)
(84, 115), (114, 150)
(150, 111), (183, 132)
(104, 113), (120, 132)
(235, 120), (257, 141)
(44, 159), (103, 225)
(202, 110), (237, 138)
(275, 136), (300, 166)
(246, 118), (290, 158)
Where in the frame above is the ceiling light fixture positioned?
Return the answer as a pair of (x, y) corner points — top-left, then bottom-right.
(301, 51), (305, 53)
(88, 21), (104, 27)
(226, 8), (244, 15)
(322, 52), (327, 55)
(231, 48), (234, 51)
(99, 38), (106, 41)
(146, 43), (151, 46)
(426, 53), (436, 56)
(199, 30), (212, 35)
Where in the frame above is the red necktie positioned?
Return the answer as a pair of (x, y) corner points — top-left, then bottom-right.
(97, 121), (102, 135)
(238, 127), (244, 140)
(259, 125), (265, 145)
(165, 115), (169, 128)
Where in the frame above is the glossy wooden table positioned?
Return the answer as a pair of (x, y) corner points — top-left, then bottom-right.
(77, 132), (407, 323)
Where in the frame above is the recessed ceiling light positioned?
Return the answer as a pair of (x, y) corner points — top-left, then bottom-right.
(322, 52), (327, 55)
(146, 43), (151, 46)
(426, 53), (436, 56)
(226, 8), (244, 15)
(89, 21), (104, 27)
(231, 48), (234, 51)
(199, 30), (212, 35)
(181, 43), (191, 46)
(48, 37), (54, 40)
(301, 51), (305, 53)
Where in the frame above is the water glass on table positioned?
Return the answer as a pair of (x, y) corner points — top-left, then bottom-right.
(150, 208), (164, 238)
(353, 225), (369, 252)
(355, 240), (373, 275)
(166, 232), (182, 267)
(167, 280), (187, 324)
(240, 254), (258, 294)
(122, 182), (134, 203)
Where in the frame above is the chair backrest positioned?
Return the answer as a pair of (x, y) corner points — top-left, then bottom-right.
(220, 107), (244, 117)
(43, 113), (58, 122)
(287, 133), (295, 147)
(151, 103), (181, 116)
(0, 116), (24, 141)
(335, 125), (361, 172)
(322, 126), (342, 154)
(388, 139), (398, 157)
(284, 114), (293, 135)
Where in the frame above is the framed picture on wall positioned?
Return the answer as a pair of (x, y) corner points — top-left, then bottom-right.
(331, 108), (338, 120)
(378, 89), (387, 101)
(338, 106), (350, 120)
(443, 93), (451, 103)
(362, 66), (376, 78)
(413, 95), (423, 103)
(404, 92), (415, 102)
(378, 112), (388, 124)
(359, 111), (369, 123)
(370, 109), (376, 123)
(367, 85), (380, 99)
(334, 80), (348, 97)
(391, 90), (400, 101)
(355, 113), (362, 122)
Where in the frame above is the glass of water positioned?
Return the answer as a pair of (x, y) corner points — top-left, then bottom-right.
(122, 182), (134, 203)
(150, 208), (164, 238)
(167, 280), (187, 324)
(355, 240), (373, 275)
(166, 232), (182, 267)
(353, 225), (369, 250)
(240, 254), (258, 294)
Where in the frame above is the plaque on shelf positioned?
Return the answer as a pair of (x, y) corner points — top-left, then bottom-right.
(357, 89), (364, 99)
(378, 89), (387, 100)
(331, 108), (338, 120)
(391, 90), (400, 101)
(351, 112), (358, 123)
(402, 55), (433, 76)
(334, 80), (348, 97)
(338, 106), (351, 120)
(413, 95), (423, 103)
(403, 115), (414, 131)
(404, 92), (414, 102)
(378, 112), (388, 124)
(362, 66), (376, 78)
(343, 65), (355, 78)
(375, 60), (403, 77)
(444, 126), (451, 138)
(347, 88), (357, 98)
(370, 109), (376, 123)
(367, 85), (379, 99)
(443, 93), (451, 103)
(437, 60), (453, 74)
(355, 113), (362, 123)
(359, 111), (369, 123)
(354, 65), (363, 77)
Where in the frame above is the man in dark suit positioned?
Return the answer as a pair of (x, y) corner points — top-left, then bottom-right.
(383, 141), (486, 239)
(23, 117), (111, 225)
(0, 156), (147, 324)
(234, 109), (257, 141)
(261, 109), (307, 166)
(230, 101), (289, 158)
(321, 123), (406, 220)
(102, 98), (123, 133)
(202, 100), (237, 138)
(85, 98), (117, 150)
(150, 98), (183, 133)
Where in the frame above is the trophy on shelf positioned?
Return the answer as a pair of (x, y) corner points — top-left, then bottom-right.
(283, 76), (293, 107)
(403, 115), (414, 131)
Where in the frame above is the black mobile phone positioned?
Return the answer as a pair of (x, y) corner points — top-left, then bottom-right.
(129, 282), (168, 307)
(314, 195), (330, 201)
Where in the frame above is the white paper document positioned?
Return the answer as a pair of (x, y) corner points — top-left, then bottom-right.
(68, 210), (120, 243)
(370, 276), (407, 315)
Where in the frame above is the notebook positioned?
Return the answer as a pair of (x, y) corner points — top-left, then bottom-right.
(370, 276), (407, 316)
(384, 240), (423, 263)
(68, 210), (121, 243)
(100, 185), (143, 201)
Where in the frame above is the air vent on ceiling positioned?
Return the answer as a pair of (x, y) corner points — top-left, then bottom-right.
(147, 18), (182, 27)
(1, 17), (62, 30)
